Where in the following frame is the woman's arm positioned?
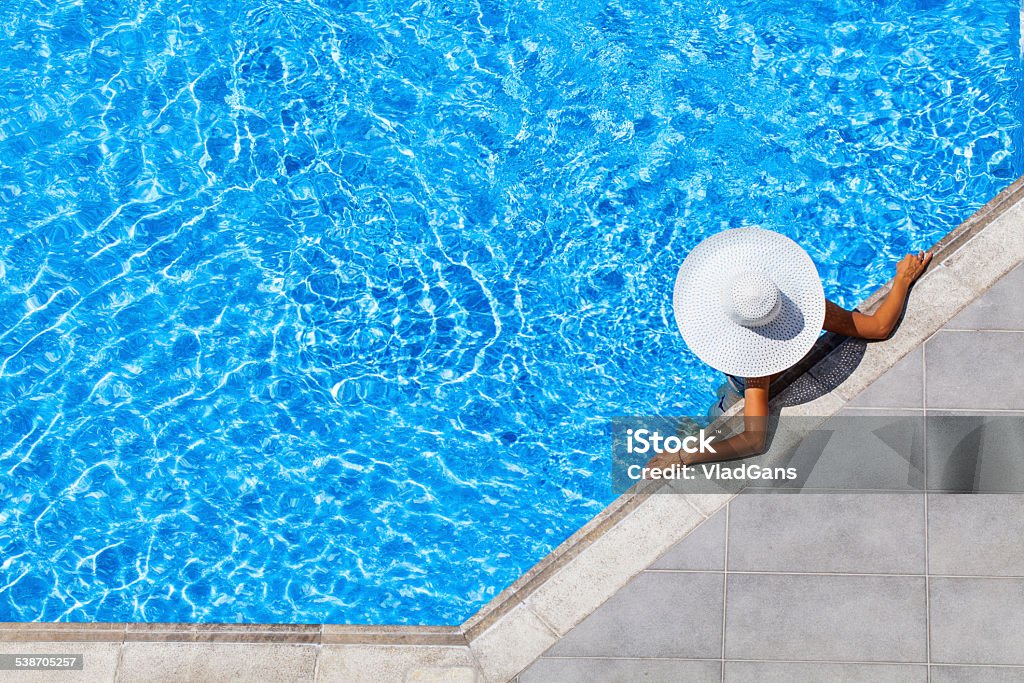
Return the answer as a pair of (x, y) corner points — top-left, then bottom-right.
(824, 251), (932, 340)
(645, 377), (771, 471)
(680, 376), (770, 465)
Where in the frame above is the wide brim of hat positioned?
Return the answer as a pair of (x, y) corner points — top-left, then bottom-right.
(673, 228), (825, 378)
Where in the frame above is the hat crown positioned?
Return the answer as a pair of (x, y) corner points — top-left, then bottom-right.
(723, 270), (781, 327)
(674, 227), (826, 377)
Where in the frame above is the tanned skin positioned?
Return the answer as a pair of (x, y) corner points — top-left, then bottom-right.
(648, 250), (933, 470)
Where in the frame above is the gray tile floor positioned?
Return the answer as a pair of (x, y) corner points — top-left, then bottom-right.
(518, 262), (1024, 682)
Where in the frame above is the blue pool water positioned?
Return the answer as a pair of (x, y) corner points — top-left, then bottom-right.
(0, 0), (1021, 624)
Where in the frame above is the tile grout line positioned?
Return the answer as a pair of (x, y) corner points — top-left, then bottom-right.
(915, 408), (1024, 413)
(539, 654), (932, 665)
(922, 341), (931, 683)
(636, 569), (1024, 579)
(114, 639), (126, 683)
(720, 503), (730, 683)
(737, 490), (932, 495)
(936, 328), (1024, 333)
(525, 599), (562, 642)
(536, 655), (1024, 668)
(312, 626), (323, 683)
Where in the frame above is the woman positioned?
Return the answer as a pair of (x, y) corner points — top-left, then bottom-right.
(654, 228), (931, 468)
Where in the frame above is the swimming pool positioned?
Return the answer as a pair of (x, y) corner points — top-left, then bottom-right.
(0, 0), (1020, 624)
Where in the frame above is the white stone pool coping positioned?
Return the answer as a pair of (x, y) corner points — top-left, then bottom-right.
(2, 175), (1023, 682)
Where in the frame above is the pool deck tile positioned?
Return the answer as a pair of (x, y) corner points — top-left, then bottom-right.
(845, 345), (924, 409)
(925, 330), (1024, 410)
(519, 657), (721, 683)
(929, 494), (1024, 576)
(545, 571), (724, 659)
(940, 200), (1024, 296)
(725, 574), (928, 662)
(930, 577), (1024, 665)
(667, 491), (739, 516)
(726, 493), (925, 574)
(946, 258), (1024, 331)
(467, 604), (557, 683)
(723, 661), (929, 683)
(315, 644), (480, 683)
(118, 642), (319, 682)
(926, 410), (1024, 492)
(930, 665), (1024, 682)
(649, 504), (726, 570)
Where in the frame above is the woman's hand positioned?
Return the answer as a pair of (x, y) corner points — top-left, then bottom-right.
(895, 250), (932, 285)
(644, 447), (682, 473)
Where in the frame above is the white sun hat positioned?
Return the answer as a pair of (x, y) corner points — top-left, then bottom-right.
(673, 227), (825, 378)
